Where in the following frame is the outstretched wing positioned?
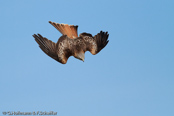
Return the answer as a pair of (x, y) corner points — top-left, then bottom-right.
(93, 31), (109, 53)
(49, 21), (78, 39)
(33, 34), (59, 62)
(81, 31), (109, 55)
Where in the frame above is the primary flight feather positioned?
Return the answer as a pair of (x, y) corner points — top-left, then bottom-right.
(33, 21), (109, 64)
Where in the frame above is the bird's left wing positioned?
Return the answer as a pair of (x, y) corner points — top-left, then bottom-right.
(82, 31), (109, 55)
(33, 34), (59, 62)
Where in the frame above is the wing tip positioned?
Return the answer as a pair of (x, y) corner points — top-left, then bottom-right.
(94, 31), (109, 53)
(32, 34), (38, 39)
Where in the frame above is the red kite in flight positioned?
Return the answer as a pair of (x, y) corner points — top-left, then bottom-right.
(33, 21), (109, 64)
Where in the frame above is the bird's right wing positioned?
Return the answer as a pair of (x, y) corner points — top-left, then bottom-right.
(33, 34), (59, 62)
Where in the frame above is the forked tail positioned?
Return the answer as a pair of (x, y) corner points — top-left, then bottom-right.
(49, 21), (78, 39)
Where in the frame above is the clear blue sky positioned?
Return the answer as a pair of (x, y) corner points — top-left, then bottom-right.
(0, 0), (174, 116)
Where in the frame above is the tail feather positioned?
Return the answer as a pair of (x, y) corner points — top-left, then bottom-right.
(63, 24), (73, 38)
(70, 26), (78, 37)
(49, 21), (78, 39)
(50, 22), (65, 35)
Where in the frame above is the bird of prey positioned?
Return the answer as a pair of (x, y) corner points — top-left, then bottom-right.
(33, 21), (109, 64)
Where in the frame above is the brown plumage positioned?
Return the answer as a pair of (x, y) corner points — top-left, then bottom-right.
(33, 21), (109, 64)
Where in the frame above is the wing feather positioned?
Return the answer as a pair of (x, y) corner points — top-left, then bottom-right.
(33, 34), (59, 61)
(82, 31), (109, 55)
(94, 31), (109, 53)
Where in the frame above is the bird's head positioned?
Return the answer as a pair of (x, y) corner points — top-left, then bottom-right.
(75, 52), (85, 62)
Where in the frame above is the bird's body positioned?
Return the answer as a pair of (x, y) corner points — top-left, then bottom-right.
(33, 21), (109, 64)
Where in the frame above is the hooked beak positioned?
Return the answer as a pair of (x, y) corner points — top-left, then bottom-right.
(82, 59), (84, 62)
